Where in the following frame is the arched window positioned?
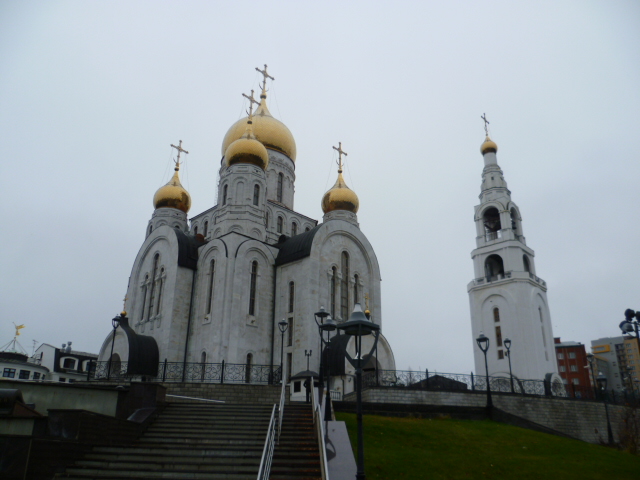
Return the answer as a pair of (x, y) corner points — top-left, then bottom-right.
(331, 267), (337, 318)
(253, 184), (260, 206)
(539, 308), (549, 360)
(148, 254), (159, 319)
(277, 216), (283, 233)
(483, 207), (501, 240)
(305, 226), (310, 232)
(222, 184), (228, 205)
(156, 267), (164, 314)
(354, 274), (359, 304)
(291, 222), (297, 236)
(204, 221), (208, 237)
(265, 212), (269, 228)
(277, 173), (284, 203)
(510, 208), (520, 234)
(206, 260), (215, 314)
(493, 307), (500, 322)
(249, 261), (258, 315)
(148, 225), (153, 236)
(495, 325), (502, 347)
(341, 252), (350, 320)
(201, 351), (207, 364)
(484, 255), (504, 280)
(140, 275), (148, 321)
(289, 281), (295, 313)
(194, 226), (198, 236)
(245, 353), (253, 383)
(523, 255), (530, 273)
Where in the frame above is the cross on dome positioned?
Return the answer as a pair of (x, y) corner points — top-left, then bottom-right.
(255, 64), (274, 97)
(332, 142), (348, 173)
(170, 140), (189, 170)
(481, 113), (490, 136)
(242, 89), (260, 119)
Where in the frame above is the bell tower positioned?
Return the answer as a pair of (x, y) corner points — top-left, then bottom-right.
(468, 117), (558, 382)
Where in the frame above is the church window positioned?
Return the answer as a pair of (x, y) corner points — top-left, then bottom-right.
(277, 173), (284, 203)
(222, 184), (228, 205)
(156, 268), (164, 314)
(493, 308), (500, 322)
(288, 317), (294, 346)
(148, 225), (152, 236)
(245, 353), (253, 383)
(484, 255), (504, 280)
(510, 208), (520, 234)
(483, 207), (501, 240)
(341, 252), (350, 320)
(287, 353), (292, 382)
(497, 350), (504, 360)
(140, 275), (148, 321)
(331, 267), (337, 318)
(206, 260), (215, 314)
(265, 212), (269, 228)
(204, 221), (208, 237)
(201, 351), (207, 364)
(194, 226), (198, 236)
(277, 216), (283, 233)
(289, 281), (295, 313)
(249, 261), (258, 316)
(148, 254), (159, 319)
(253, 184), (260, 206)
(305, 226), (310, 232)
(354, 274), (359, 304)
(291, 222), (297, 236)
(495, 326), (502, 347)
(523, 255), (530, 273)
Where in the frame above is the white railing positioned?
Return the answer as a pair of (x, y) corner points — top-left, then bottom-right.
(257, 404), (277, 480)
(166, 394), (225, 403)
(311, 378), (330, 480)
(277, 356), (287, 442)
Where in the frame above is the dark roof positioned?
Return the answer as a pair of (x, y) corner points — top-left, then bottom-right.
(274, 225), (321, 266)
(118, 316), (159, 377)
(175, 228), (205, 270)
(290, 370), (319, 380)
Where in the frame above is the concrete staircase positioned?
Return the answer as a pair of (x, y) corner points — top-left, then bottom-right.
(61, 403), (272, 479)
(271, 404), (321, 480)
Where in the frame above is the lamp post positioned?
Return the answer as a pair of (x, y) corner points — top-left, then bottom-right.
(586, 353), (597, 400)
(476, 333), (493, 410)
(596, 373), (614, 445)
(314, 306), (337, 421)
(305, 350), (312, 370)
(278, 319), (288, 383)
(503, 338), (514, 393)
(337, 303), (380, 480)
(107, 313), (122, 380)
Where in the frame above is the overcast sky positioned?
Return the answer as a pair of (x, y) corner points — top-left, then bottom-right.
(1, 1), (639, 374)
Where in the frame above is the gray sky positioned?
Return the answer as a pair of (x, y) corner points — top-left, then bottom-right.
(1, 1), (639, 374)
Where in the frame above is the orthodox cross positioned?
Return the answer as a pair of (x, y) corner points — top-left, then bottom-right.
(332, 142), (348, 173)
(364, 293), (370, 311)
(481, 113), (490, 136)
(242, 89), (260, 118)
(122, 294), (128, 315)
(255, 64), (274, 95)
(170, 140), (189, 169)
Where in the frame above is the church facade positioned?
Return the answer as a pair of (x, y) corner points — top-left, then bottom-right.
(97, 68), (395, 396)
(468, 132), (560, 383)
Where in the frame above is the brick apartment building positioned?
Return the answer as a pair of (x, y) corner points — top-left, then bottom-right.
(554, 338), (592, 397)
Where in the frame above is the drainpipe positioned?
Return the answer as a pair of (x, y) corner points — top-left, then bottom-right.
(182, 268), (198, 382)
(269, 264), (277, 383)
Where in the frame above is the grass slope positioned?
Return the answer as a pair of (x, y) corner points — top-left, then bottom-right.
(336, 412), (640, 479)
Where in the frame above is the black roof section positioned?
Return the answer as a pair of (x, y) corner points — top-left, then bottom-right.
(175, 228), (205, 270)
(274, 225), (321, 266)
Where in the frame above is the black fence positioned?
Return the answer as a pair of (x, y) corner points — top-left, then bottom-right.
(87, 360), (282, 385)
(361, 369), (639, 406)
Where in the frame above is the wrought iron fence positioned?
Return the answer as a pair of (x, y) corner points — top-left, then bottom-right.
(87, 360), (281, 385)
(360, 369), (637, 405)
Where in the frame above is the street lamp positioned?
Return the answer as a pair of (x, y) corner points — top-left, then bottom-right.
(278, 319), (288, 383)
(305, 350), (312, 370)
(107, 312), (122, 380)
(337, 303), (380, 480)
(620, 309), (640, 339)
(503, 338), (514, 393)
(586, 353), (597, 400)
(314, 306), (337, 421)
(476, 333), (493, 410)
(596, 373), (614, 445)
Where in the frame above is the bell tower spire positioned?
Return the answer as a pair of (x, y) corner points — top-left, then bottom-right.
(468, 120), (560, 385)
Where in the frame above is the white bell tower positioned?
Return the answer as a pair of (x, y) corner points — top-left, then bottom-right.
(468, 121), (558, 382)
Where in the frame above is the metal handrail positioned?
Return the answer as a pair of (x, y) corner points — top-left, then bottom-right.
(277, 355), (287, 442)
(257, 404), (277, 480)
(311, 377), (330, 480)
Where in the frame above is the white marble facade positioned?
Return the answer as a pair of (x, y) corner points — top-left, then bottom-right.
(98, 81), (395, 396)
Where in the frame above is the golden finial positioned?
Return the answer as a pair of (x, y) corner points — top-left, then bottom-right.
(332, 142), (348, 173)
(170, 140), (189, 171)
(481, 113), (490, 136)
(121, 294), (128, 317)
(364, 294), (371, 319)
(255, 64), (274, 98)
(13, 323), (25, 337)
(242, 89), (260, 122)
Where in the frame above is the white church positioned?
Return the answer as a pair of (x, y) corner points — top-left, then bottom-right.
(97, 67), (396, 396)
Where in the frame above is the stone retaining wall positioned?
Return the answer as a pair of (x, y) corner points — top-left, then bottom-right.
(346, 388), (627, 444)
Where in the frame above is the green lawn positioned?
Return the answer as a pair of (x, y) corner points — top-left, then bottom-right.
(335, 412), (640, 479)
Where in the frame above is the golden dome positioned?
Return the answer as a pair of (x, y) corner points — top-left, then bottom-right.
(225, 121), (270, 170)
(153, 168), (191, 213)
(322, 171), (359, 214)
(222, 97), (296, 161)
(481, 135), (498, 155)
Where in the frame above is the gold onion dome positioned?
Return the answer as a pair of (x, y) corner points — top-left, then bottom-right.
(225, 121), (270, 170)
(481, 135), (498, 155)
(153, 167), (191, 213)
(221, 97), (296, 161)
(322, 171), (359, 214)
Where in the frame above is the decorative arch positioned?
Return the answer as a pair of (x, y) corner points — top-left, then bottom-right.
(484, 254), (504, 280)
